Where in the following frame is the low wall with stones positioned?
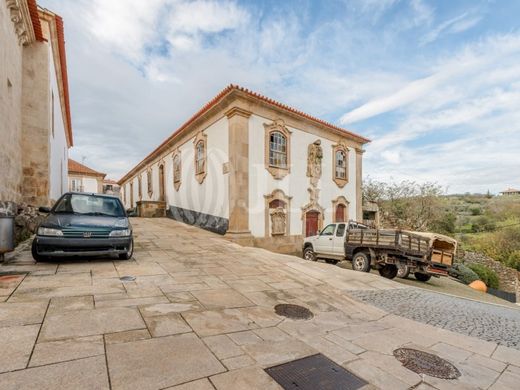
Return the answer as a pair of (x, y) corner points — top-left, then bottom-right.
(137, 201), (166, 218)
(463, 251), (520, 301)
(0, 201), (44, 248)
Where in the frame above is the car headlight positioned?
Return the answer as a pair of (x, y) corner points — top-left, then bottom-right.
(109, 229), (131, 237)
(37, 227), (63, 236)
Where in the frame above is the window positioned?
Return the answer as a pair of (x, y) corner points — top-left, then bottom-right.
(269, 131), (287, 168)
(320, 224), (336, 236)
(193, 132), (207, 184)
(264, 119), (291, 180)
(335, 150), (347, 179)
(173, 154), (181, 183)
(54, 193), (124, 217)
(147, 169), (153, 196)
(336, 223), (346, 237)
(138, 175), (143, 199)
(195, 141), (205, 174)
(70, 179), (82, 192)
(332, 144), (349, 187)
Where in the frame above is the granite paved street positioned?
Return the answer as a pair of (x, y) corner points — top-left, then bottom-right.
(348, 288), (520, 350)
(1, 218), (520, 389)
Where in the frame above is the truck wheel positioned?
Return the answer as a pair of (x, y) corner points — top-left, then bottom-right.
(31, 240), (48, 262)
(352, 252), (371, 272)
(303, 247), (317, 262)
(379, 264), (398, 279)
(397, 264), (410, 279)
(414, 273), (431, 282)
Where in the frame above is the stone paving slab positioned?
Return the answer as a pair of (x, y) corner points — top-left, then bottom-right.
(2, 217), (520, 390)
(0, 356), (109, 390)
(106, 333), (225, 390)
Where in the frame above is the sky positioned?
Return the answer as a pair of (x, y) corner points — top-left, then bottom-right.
(39, 0), (520, 194)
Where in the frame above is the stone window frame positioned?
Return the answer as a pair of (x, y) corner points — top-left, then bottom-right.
(146, 168), (153, 197)
(172, 149), (182, 191)
(138, 174), (143, 200)
(264, 189), (292, 237)
(264, 119), (291, 180)
(193, 131), (207, 184)
(332, 196), (350, 222)
(332, 142), (349, 188)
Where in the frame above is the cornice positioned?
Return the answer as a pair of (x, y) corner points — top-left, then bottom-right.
(6, 0), (36, 45)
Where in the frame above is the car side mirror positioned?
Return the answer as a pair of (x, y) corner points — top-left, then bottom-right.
(38, 206), (51, 213)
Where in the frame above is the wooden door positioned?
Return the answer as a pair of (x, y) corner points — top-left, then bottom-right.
(335, 204), (346, 222)
(305, 211), (319, 237)
(159, 165), (165, 201)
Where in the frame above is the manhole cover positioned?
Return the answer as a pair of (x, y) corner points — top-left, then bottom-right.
(393, 348), (461, 379)
(119, 276), (136, 282)
(274, 304), (314, 320)
(265, 353), (367, 390)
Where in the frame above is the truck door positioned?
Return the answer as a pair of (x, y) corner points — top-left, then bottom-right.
(332, 223), (346, 256)
(314, 224), (336, 255)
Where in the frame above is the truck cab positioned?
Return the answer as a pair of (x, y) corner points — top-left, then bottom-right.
(302, 221), (366, 264)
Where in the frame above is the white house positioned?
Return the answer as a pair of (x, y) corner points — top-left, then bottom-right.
(119, 85), (370, 253)
(68, 159), (106, 194)
(0, 1), (72, 207)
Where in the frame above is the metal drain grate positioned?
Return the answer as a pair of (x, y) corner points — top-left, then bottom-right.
(265, 353), (367, 390)
(119, 275), (136, 282)
(394, 348), (461, 379)
(274, 304), (314, 320)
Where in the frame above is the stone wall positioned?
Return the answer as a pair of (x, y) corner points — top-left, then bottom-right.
(137, 201), (166, 218)
(0, 201), (43, 247)
(0, 2), (24, 203)
(463, 251), (519, 301)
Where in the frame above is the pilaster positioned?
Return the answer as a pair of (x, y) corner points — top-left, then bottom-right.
(225, 107), (253, 244)
(355, 148), (364, 222)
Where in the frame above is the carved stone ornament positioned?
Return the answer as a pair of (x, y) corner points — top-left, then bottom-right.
(270, 207), (287, 236)
(307, 139), (323, 186)
(6, 0), (35, 45)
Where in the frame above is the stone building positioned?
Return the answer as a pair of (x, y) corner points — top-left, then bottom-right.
(68, 159), (106, 194)
(119, 85), (369, 253)
(0, 0), (73, 208)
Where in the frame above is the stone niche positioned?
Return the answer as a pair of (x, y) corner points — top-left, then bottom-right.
(136, 201), (166, 218)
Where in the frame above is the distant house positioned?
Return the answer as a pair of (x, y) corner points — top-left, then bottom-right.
(68, 159), (106, 194)
(103, 179), (121, 196)
(500, 188), (520, 196)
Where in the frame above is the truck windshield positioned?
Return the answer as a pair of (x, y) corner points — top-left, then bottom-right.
(53, 194), (125, 217)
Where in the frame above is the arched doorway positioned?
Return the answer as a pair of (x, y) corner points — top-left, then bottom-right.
(335, 204), (346, 222)
(305, 211), (320, 237)
(158, 165), (165, 201)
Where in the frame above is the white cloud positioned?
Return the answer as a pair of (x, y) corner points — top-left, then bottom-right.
(420, 11), (482, 46)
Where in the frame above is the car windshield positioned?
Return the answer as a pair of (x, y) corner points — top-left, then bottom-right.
(53, 194), (125, 217)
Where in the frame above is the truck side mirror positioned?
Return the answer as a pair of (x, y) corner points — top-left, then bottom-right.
(38, 206), (51, 213)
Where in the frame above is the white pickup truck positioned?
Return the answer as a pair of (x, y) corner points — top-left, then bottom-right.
(302, 221), (456, 280)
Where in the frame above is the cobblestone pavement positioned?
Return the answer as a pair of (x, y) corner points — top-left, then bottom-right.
(348, 288), (520, 349)
(1, 218), (520, 389)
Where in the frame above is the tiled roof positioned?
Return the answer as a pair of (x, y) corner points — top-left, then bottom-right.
(119, 84), (370, 184)
(68, 159), (106, 177)
(501, 188), (520, 193)
(54, 15), (73, 147)
(27, 0), (44, 41)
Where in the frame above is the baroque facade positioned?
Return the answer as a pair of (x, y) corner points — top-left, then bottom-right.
(119, 85), (369, 253)
(0, 0), (72, 208)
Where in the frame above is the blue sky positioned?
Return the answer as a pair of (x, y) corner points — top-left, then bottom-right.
(40, 0), (520, 193)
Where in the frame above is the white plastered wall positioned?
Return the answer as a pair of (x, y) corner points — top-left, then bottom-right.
(248, 114), (357, 238)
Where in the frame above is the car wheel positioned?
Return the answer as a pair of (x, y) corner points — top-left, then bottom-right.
(118, 239), (134, 260)
(397, 264), (410, 279)
(31, 240), (48, 262)
(352, 252), (371, 272)
(303, 247), (317, 261)
(414, 272), (432, 282)
(379, 264), (398, 279)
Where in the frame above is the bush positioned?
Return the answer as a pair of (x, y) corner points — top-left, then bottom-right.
(470, 207), (482, 216)
(450, 264), (479, 285)
(467, 264), (499, 289)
